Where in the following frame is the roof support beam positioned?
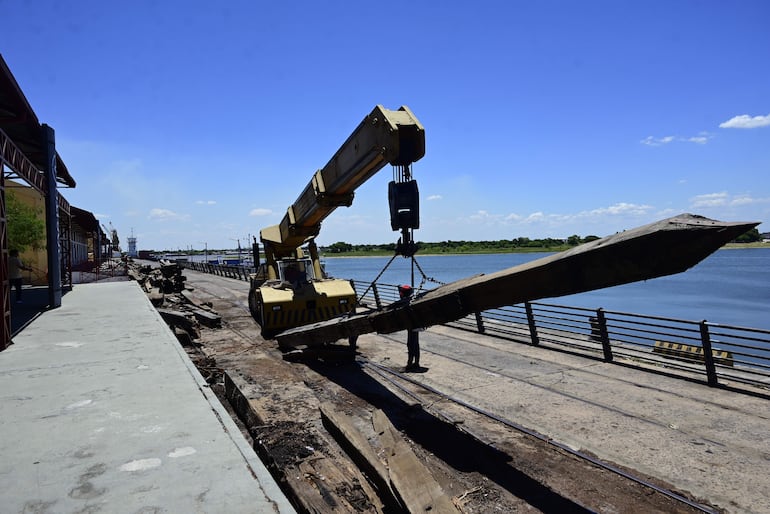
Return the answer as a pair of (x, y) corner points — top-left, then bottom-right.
(0, 127), (47, 193)
(42, 124), (62, 308)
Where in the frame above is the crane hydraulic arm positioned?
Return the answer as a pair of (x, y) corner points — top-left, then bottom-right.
(260, 105), (425, 261)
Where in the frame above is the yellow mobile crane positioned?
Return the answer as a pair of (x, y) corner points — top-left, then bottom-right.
(248, 105), (425, 337)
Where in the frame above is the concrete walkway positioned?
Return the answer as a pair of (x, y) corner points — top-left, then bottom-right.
(0, 281), (294, 513)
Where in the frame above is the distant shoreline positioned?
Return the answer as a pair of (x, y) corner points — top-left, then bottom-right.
(320, 242), (767, 258)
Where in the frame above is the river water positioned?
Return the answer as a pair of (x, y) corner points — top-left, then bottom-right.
(323, 248), (770, 331)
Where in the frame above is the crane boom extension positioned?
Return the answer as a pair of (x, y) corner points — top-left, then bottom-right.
(261, 105), (425, 257)
(275, 214), (758, 347)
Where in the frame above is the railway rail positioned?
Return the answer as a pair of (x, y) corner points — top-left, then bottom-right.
(360, 353), (718, 513)
(168, 268), (742, 512)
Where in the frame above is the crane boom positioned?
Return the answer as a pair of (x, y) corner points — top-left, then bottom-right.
(261, 105), (425, 257)
(249, 105), (425, 337)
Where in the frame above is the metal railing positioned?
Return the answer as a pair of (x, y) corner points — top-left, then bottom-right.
(352, 280), (770, 394)
(177, 264), (770, 393)
(183, 261), (256, 281)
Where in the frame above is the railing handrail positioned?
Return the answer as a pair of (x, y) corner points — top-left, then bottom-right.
(178, 269), (770, 394)
(350, 279), (770, 395)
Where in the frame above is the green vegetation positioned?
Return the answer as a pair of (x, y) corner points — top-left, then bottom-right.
(322, 227), (766, 256)
(321, 235), (603, 256)
(724, 241), (768, 249)
(6, 190), (46, 253)
(733, 227), (761, 243)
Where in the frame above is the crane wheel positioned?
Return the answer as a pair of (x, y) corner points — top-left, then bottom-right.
(248, 288), (263, 326)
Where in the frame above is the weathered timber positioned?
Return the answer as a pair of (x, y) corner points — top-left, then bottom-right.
(319, 403), (403, 512)
(156, 308), (200, 338)
(188, 307), (222, 328)
(224, 371), (385, 513)
(371, 409), (458, 513)
(147, 287), (164, 306)
(173, 326), (194, 347)
(276, 214), (758, 346)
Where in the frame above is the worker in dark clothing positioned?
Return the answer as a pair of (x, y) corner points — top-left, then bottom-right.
(398, 284), (421, 371)
(9, 249), (32, 303)
(406, 328), (420, 371)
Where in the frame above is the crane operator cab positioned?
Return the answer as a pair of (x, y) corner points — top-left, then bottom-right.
(279, 258), (313, 289)
(249, 252), (357, 339)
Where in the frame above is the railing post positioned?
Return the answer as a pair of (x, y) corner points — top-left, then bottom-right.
(699, 320), (719, 387)
(475, 312), (485, 334)
(372, 284), (382, 309)
(525, 302), (540, 346)
(596, 308), (613, 362)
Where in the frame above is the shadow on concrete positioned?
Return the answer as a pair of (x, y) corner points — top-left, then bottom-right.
(9, 275), (130, 342)
(10, 286), (58, 338)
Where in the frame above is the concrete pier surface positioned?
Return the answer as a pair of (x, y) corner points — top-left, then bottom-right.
(361, 325), (770, 514)
(0, 281), (294, 513)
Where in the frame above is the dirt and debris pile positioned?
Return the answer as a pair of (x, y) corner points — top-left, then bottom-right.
(128, 260), (187, 300)
(127, 260), (222, 349)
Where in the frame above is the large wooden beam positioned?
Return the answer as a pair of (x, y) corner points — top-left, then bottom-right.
(276, 214), (758, 347)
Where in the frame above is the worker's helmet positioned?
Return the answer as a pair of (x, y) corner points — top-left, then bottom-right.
(398, 284), (413, 298)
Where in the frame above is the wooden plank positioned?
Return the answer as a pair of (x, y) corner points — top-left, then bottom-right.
(156, 308), (199, 337)
(189, 307), (221, 328)
(371, 409), (458, 513)
(371, 409), (398, 456)
(319, 403), (402, 512)
(147, 288), (164, 306)
(276, 214), (758, 346)
(223, 371), (385, 513)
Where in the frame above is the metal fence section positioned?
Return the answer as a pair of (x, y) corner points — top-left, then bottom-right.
(177, 265), (770, 393)
(183, 261), (256, 281)
(351, 280), (770, 394)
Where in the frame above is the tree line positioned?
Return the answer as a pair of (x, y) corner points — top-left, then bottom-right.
(323, 234), (602, 255)
(323, 228), (762, 255)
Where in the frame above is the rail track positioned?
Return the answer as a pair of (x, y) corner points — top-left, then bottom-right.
(359, 352), (718, 513)
(173, 269), (733, 513)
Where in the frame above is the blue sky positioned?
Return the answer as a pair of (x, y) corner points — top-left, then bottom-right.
(3, 1), (768, 251)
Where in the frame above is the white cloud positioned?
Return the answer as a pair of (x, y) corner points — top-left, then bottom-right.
(470, 210), (500, 221)
(691, 192), (769, 208)
(691, 192), (728, 207)
(525, 212), (545, 222)
(466, 203), (653, 231)
(731, 195), (756, 206)
(196, 200), (217, 205)
(148, 208), (188, 221)
(427, 195), (443, 201)
(719, 113), (770, 129)
(641, 135), (675, 146)
(641, 133), (713, 146)
(249, 208), (273, 216)
(586, 202), (653, 216)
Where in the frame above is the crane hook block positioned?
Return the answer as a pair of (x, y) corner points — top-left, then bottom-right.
(389, 179), (420, 231)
